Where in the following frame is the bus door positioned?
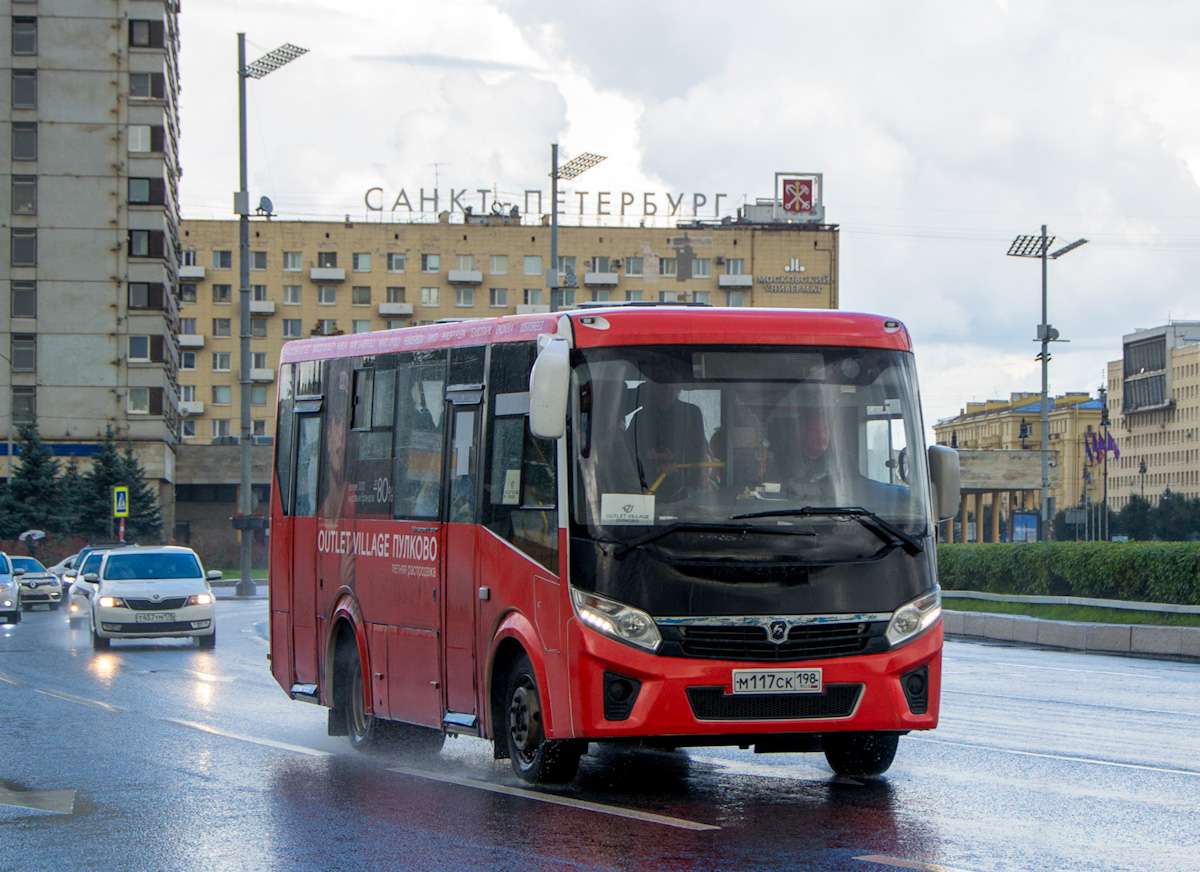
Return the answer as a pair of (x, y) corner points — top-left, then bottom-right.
(442, 387), (483, 723)
(289, 406), (323, 685)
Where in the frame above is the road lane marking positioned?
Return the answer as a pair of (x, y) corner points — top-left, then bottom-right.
(387, 764), (720, 831)
(0, 788), (76, 815)
(158, 717), (332, 757)
(36, 689), (123, 712)
(856, 856), (977, 872)
(0, 670), (24, 685)
(913, 736), (1200, 777)
(945, 688), (1199, 719)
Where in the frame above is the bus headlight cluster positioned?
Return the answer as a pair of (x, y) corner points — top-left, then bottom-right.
(885, 589), (941, 647)
(571, 589), (662, 652)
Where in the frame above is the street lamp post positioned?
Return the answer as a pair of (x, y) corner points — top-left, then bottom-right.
(1, 350), (12, 488)
(548, 146), (605, 311)
(234, 35), (308, 597)
(1007, 226), (1088, 541)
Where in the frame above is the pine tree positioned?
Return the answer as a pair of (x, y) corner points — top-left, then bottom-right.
(119, 442), (163, 543)
(5, 424), (63, 536)
(57, 458), (88, 535)
(80, 428), (124, 541)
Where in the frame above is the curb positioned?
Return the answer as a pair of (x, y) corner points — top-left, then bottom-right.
(943, 609), (1200, 661)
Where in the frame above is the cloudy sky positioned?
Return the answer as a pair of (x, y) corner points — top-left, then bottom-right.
(178, 0), (1200, 432)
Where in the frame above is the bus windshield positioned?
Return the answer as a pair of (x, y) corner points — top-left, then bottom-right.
(570, 344), (932, 559)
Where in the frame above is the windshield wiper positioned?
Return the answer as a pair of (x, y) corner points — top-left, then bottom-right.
(609, 522), (814, 559)
(729, 506), (924, 556)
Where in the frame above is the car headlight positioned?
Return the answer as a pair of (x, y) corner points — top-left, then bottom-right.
(571, 589), (661, 652)
(186, 593), (213, 606)
(885, 589), (941, 647)
(0, 579), (14, 591)
(97, 596), (127, 608)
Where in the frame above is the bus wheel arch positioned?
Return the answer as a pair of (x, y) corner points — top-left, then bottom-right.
(501, 652), (584, 784)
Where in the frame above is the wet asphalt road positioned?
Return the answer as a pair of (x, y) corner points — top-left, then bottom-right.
(1, 599), (1198, 872)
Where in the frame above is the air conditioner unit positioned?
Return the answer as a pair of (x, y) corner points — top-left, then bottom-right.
(612, 259), (623, 269)
(715, 256), (726, 265)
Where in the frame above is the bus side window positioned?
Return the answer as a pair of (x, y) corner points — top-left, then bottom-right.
(293, 415), (321, 517)
(393, 350), (447, 519)
(275, 363), (295, 516)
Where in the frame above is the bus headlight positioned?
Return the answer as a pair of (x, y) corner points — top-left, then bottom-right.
(571, 589), (662, 652)
(886, 590), (941, 647)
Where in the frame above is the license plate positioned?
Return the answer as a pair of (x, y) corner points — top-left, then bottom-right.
(731, 668), (823, 694)
(135, 612), (175, 623)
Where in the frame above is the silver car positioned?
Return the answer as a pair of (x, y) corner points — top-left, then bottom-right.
(0, 552), (21, 625)
(11, 556), (63, 611)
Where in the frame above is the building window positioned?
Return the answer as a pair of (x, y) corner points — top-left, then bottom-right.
(252, 352), (268, 370)
(456, 254), (475, 271)
(180, 318), (197, 334)
(386, 320), (409, 330)
(283, 251), (302, 271)
(129, 229), (164, 258)
(12, 18), (37, 55)
(316, 319), (338, 335)
(128, 283), (165, 309)
(592, 256), (611, 273)
(625, 290), (644, 303)
(352, 320), (372, 334)
(489, 288), (508, 307)
(212, 385), (232, 405)
(128, 125), (163, 153)
(556, 255), (576, 278)
(523, 289), (542, 305)
(352, 286), (372, 305)
(129, 20), (164, 48)
(386, 286), (406, 303)
(12, 70), (37, 108)
(283, 319), (303, 339)
(252, 284), (269, 302)
(420, 287), (439, 307)
(693, 258), (711, 278)
(180, 352), (196, 370)
(660, 258), (677, 277)
(12, 387), (35, 426)
(726, 291), (745, 307)
(11, 334), (36, 371)
(11, 228), (36, 266)
(250, 250), (267, 270)
(212, 284), (232, 304)
(592, 290), (610, 303)
(252, 385), (268, 406)
(182, 249), (198, 266)
(252, 420), (268, 437)
(352, 252), (371, 272)
(212, 352), (232, 372)
(387, 253), (405, 272)
(487, 254), (509, 275)
(11, 281), (35, 318)
(318, 286), (337, 305)
(726, 258), (745, 276)
(213, 318), (232, 337)
(282, 285), (301, 304)
(524, 255), (542, 276)
(554, 289), (576, 308)
(213, 250), (232, 269)
(181, 420), (196, 439)
(659, 290), (679, 303)
(421, 253), (440, 273)
(251, 318), (267, 338)
(626, 257), (643, 276)
(128, 336), (151, 362)
(693, 291), (711, 305)
(128, 177), (165, 205)
(180, 385), (197, 403)
(213, 419), (232, 439)
(11, 175), (36, 214)
(455, 287), (474, 307)
(128, 388), (150, 414)
(12, 123), (36, 161)
(317, 251), (338, 268)
(129, 72), (165, 99)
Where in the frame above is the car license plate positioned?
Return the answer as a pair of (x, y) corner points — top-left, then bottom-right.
(135, 612), (175, 623)
(731, 668), (823, 694)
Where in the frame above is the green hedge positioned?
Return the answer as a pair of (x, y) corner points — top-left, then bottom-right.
(937, 542), (1200, 606)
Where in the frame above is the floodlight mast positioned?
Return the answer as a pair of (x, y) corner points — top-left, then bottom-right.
(548, 146), (606, 311)
(1006, 225), (1088, 540)
(234, 34), (307, 596)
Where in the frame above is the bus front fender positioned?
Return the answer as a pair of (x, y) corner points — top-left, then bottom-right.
(488, 610), (573, 739)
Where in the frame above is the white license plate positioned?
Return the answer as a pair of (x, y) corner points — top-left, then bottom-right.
(731, 668), (823, 694)
(135, 612), (175, 623)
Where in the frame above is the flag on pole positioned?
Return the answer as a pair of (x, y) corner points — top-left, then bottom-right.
(1084, 434), (1094, 466)
(1106, 431), (1120, 460)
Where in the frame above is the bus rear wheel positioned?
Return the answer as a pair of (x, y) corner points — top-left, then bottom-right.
(822, 732), (899, 778)
(342, 645), (445, 757)
(504, 655), (583, 784)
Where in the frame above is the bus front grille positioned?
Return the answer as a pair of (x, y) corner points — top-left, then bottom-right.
(686, 684), (862, 720)
(663, 621), (888, 662)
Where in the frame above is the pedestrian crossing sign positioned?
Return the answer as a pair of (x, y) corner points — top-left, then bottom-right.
(113, 486), (129, 518)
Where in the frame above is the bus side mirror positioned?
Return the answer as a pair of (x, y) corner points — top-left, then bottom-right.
(529, 336), (570, 440)
(927, 444), (961, 522)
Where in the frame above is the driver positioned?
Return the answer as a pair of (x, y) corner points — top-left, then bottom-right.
(631, 378), (709, 499)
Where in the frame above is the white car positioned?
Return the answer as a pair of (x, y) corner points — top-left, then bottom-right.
(0, 552), (21, 625)
(75, 546), (221, 650)
(11, 556), (63, 610)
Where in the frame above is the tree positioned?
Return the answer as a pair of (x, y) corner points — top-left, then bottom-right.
(118, 442), (163, 542)
(57, 458), (88, 534)
(79, 428), (124, 540)
(0, 424), (63, 537)
(1115, 494), (1153, 541)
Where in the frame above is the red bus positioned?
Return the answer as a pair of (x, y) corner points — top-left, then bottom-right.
(268, 306), (960, 783)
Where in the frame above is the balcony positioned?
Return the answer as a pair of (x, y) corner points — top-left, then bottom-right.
(584, 271), (619, 287)
(309, 267), (345, 282)
(178, 334), (205, 348)
(178, 400), (204, 416)
(251, 368), (275, 383)
(718, 274), (753, 288)
(249, 300), (276, 315)
(179, 265), (205, 280)
(447, 269), (482, 284)
(378, 302), (414, 316)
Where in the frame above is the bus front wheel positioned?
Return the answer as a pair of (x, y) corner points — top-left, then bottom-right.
(504, 655), (583, 784)
(822, 732), (899, 778)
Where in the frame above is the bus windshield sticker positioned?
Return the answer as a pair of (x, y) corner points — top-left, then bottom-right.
(600, 493), (655, 525)
(502, 469), (521, 504)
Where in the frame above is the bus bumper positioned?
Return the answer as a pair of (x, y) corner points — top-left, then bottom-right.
(563, 619), (942, 741)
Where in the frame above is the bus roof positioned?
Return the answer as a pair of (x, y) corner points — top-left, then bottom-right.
(277, 307), (912, 365)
